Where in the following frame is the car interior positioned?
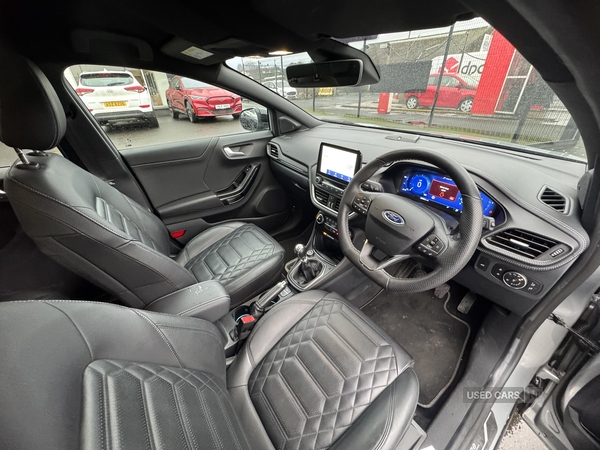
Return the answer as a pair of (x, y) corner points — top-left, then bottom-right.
(1, 0), (600, 449)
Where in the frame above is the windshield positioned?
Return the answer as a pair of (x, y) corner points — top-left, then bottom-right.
(227, 18), (585, 162)
(181, 77), (212, 89)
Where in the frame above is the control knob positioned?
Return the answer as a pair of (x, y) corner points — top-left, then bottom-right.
(503, 271), (528, 289)
(315, 176), (323, 185)
(316, 213), (324, 224)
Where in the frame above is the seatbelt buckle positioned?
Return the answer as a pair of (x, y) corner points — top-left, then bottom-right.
(234, 314), (256, 341)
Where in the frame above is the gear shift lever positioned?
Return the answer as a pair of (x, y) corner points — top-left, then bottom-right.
(295, 244), (309, 261)
(294, 244), (319, 283)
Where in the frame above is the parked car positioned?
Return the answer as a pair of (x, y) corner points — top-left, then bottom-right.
(166, 76), (242, 123)
(75, 70), (159, 127)
(262, 80), (298, 100)
(405, 73), (478, 112)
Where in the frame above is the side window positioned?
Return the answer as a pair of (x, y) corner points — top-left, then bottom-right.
(427, 76), (437, 86)
(0, 142), (63, 168)
(64, 65), (269, 151)
(442, 76), (458, 87)
(0, 141), (18, 168)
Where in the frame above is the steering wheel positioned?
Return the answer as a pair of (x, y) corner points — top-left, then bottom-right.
(338, 149), (483, 292)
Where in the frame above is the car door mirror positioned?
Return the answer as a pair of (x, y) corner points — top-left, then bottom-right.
(240, 108), (268, 132)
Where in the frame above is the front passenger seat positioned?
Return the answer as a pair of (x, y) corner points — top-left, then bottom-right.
(0, 45), (284, 309)
(0, 291), (419, 449)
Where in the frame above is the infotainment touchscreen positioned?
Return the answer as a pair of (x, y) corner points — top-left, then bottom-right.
(317, 144), (362, 184)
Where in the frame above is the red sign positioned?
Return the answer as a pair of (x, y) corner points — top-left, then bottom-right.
(444, 57), (460, 74)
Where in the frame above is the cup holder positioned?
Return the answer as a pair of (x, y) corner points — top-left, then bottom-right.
(232, 305), (251, 322)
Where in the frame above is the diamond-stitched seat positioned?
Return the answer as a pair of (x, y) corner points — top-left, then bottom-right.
(228, 290), (419, 450)
(177, 222), (285, 307)
(248, 298), (400, 450)
(5, 151), (284, 309)
(0, 291), (419, 450)
(2, 42), (286, 311)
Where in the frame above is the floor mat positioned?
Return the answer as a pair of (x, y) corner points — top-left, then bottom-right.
(361, 289), (470, 407)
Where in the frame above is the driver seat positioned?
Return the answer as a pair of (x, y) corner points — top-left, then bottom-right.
(0, 291), (419, 449)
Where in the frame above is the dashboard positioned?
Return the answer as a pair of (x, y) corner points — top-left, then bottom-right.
(265, 123), (589, 316)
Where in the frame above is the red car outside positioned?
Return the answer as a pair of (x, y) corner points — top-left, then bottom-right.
(166, 75), (243, 123)
(404, 73), (478, 113)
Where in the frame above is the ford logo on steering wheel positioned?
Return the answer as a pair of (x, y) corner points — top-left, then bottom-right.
(382, 210), (405, 226)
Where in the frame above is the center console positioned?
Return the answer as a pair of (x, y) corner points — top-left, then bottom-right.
(217, 143), (364, 362)
(288, 143), (363, 291)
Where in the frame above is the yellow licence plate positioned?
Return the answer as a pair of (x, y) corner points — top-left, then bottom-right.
(103, 101), (127, 107)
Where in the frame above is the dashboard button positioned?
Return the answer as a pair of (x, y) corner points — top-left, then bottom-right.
(418, 235), (444, 255)
(432, 241), (444, 253)
(525, 279), (543, 295)
(502, 271), (528, 289)
(476, 256), (490, 271)
(491, 264), (506, 280)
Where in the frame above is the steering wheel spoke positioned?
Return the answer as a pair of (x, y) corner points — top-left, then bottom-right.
(358, 239), (411, 271)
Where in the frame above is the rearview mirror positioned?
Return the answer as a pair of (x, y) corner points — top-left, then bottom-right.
(239, 108), (269, 132)
(287, 59), (363, 88)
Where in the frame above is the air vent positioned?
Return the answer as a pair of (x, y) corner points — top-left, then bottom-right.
(314, 187), (329, 207)
(485, 228), (562, 259)
(539, 186), (567, 213)
(313, 187), (342, 212)
(268, 143), (279, 159)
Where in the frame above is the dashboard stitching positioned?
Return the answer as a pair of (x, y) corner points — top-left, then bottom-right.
(464, 165), (588, 270)
(464, 165), (587, 243)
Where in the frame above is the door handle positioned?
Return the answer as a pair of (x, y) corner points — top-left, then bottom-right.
(223, 146), (245, 158)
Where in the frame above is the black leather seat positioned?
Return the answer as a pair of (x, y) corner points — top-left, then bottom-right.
(0, 291), (419, 449)
(0, 45), (284, 309)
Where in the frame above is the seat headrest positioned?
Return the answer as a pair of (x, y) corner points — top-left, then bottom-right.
(0, 43), (67, 150)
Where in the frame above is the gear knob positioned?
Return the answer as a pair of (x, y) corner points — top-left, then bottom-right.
(294, 244), (308, 260)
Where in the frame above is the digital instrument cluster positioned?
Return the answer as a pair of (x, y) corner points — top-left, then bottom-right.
(399, 168), (497, 217)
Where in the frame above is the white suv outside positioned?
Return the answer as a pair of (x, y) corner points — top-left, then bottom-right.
(262, 80), (298, 100)
(75, 70), (159, 128)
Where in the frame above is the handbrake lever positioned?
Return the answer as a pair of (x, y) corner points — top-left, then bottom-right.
(251, 280), (288, 319)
